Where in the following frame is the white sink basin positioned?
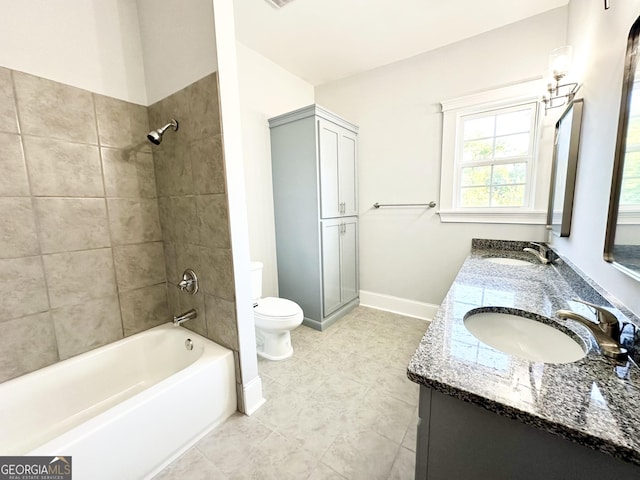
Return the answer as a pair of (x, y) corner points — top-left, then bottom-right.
(484, 257), (533, 266)
(464, 311), (586, 363)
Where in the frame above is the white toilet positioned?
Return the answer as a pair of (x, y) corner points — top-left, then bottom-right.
(250, 261), (304, 360)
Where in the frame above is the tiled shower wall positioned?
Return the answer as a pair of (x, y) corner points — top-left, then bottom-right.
(0, 68), (239, 386)
(149, 73), (240, 356)
(0, 67), (168, 382)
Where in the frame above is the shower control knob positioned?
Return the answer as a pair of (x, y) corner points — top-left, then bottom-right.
(176, 269), (198, 295)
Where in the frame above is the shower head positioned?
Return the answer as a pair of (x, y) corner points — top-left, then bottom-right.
(147, 119), (179, 145)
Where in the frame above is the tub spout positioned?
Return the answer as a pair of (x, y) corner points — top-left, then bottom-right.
(173, 309), (197, 326)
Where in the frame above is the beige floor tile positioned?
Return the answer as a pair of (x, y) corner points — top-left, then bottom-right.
(322, 428), (400, 480)
(309, 463), (347, 480)
(275, 399), (348, 459)
(229, 431), (318, 480)
(402, 407), (419, 452)
(197, 413), (273, 475)
(153, 448), (228, 480)
(388, 446), (416, 480)
(159, 306), (425, 479)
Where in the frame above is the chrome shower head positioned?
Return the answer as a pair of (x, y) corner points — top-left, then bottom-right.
(147, 119), (179, 145)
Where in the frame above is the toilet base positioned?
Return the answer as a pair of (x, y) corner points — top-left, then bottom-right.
(256, 329), (294, 361)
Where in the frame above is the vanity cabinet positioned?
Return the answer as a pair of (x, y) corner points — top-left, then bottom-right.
(415, 386), (640, 480)
(269, 105), (359, 330)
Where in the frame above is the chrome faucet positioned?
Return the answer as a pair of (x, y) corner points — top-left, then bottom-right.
(556, 299), (627, 361)
(173, 309), (197, 326)
(523, 242), (550, 264)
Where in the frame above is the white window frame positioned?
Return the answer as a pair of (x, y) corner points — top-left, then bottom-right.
(439, 80), (549, 224)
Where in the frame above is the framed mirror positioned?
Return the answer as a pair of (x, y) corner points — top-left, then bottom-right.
(605, 16), (640, 280)
(547, 99), (584, 237)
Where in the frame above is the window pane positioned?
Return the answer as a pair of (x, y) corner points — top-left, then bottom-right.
(626, 115), (640, 145)
(463, 116), (495, 140)
(491, 185), (526, 206)
(461, 166), (491, 186)
(620, 178), (640, 205)
(463, 138), (494, 161)
(492, 163), (527, 185)
(460, 187), (490, 207)
(495, 133), (530, 158)
(496, 109), (531, 136)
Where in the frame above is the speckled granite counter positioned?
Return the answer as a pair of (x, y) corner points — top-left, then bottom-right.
(407, 239), (640, 466)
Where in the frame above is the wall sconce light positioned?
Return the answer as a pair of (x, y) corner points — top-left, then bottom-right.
(542, 46), (581, 114)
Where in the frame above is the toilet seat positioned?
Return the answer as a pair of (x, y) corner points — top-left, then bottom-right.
(254, 297), (302, 321)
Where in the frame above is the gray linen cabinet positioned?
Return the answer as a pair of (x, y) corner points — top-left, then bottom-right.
(269, 105), (359, 331)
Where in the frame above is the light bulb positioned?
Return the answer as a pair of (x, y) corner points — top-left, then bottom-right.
(549, 46), (572, 80)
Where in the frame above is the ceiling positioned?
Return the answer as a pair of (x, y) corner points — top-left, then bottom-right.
(233, 0), (569, 86)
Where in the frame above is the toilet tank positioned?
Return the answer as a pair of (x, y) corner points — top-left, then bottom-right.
(249, 261), (263, 301)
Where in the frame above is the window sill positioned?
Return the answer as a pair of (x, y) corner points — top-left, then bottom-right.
(437, 210), (548, 224)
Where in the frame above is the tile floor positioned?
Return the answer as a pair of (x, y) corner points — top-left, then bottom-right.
(154, 306), (429, 480)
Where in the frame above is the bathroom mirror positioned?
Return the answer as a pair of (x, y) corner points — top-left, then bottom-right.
(547, 99), (584, 237)
(605, 16), (640, 280)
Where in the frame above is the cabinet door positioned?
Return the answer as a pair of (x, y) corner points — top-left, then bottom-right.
(321, 220), (342, 315)
(318, 119), (341, 218)
(321, 218), (359, 317)
(341, 217), (358, 303)
(339, 130), (358, 216)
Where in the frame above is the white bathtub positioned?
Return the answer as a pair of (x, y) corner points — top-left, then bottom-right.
(0, 323), (237, 480)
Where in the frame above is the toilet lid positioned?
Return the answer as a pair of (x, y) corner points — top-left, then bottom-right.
(254, 297), (301, 318)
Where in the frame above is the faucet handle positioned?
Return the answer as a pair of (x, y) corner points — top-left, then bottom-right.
(529, 242), (548, 253)
(572, 299), (620, 340)
(176, 269), (198, 295)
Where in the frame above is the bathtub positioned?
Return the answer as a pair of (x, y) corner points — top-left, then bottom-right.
(0, 323), (237, 480)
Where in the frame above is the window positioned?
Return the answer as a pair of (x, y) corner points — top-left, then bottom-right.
(439, 80), (550, 224)
(457, 102), (538, 209)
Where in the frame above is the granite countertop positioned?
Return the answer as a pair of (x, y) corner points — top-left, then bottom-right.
(407, 239), (640, 466)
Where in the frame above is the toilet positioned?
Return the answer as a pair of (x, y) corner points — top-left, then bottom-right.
(250, 261), (304, 360)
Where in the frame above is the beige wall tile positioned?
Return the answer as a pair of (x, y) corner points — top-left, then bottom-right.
(113, 242), (166, 291)
(157, 197), (174, 242)
(163, 241), (178, 286)
(197, 194), (230, 249)
(35, 198), (110, 254)
(158, 197), (198, 245)
(0, 197), (39, 258)
(120, 284), (169, 336)
(107, 198), (162, 245)
(175, 73), (221, 142)
(176, 242), (201, 278)
(52, 295), (123, 360)
(43, 248), (117, 308)
(102, 148), (157, 198)
(94, 94), (150, 152)
(13, 72), (97, 144)
(0, 312), (58, 382)
(153, 145), (194, 197)
(199, 247), (235, 301)
(23, 136), (103, 197)
(205, 294), (239, 351)
(170, 196), (198, 244)
(0, 257), (49, 321)
(192, 135), (226, 195)
(0, 67), (18, 133)
(0, 133), (29, 196)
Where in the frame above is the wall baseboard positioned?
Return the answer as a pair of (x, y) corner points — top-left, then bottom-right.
(242, 376), (266, 416)
(359, 290), (438, 321)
